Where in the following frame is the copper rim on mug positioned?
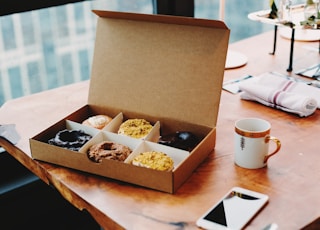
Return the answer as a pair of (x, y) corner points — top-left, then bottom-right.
(235, 127), (270, 138)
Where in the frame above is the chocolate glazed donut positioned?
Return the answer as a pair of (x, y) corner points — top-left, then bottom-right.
(87, 141), (132, 163)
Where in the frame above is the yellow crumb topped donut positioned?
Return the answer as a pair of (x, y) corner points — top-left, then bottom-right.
(132, 151), (174, 171)
(118, 119), (153, 139)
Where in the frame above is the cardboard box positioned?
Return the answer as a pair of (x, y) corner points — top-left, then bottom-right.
(30, 10), (230, 193)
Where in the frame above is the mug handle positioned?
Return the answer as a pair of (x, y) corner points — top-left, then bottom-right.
(264, 135), (281, 163)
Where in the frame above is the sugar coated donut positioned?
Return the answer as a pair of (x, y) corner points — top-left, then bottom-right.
(82, 115), (112, 129)
(158, 131), (199, 151)
(87, 141), (132, 163)
(131, 151), (174, 171)
(118, 119), (153, 139)
(48, 129), (92, 151)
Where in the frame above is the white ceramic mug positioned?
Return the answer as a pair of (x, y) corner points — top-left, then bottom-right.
(234, 118), (281, 169)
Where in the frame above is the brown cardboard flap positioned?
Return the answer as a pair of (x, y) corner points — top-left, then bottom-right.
(89, 10), (229, 128)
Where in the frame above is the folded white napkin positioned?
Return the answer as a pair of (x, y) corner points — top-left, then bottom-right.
(0, 124), (20, 144)
(239, 73), (319, 117)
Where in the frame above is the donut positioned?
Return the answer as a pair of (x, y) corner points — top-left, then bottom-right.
(158, 131), (200, 151)
(87, 141), (132, 163)
(131, 151), (174, 171)
(48, 129), (92, 151)
(82, 115), (112, 129)
(118, 119), (153, 139)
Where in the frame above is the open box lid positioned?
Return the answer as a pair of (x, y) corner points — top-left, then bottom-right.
(89, 10), (230, 128)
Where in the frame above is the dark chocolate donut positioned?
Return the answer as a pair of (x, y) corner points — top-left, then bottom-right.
(48, 129), (92, 151)
(158, 131), (200, 151)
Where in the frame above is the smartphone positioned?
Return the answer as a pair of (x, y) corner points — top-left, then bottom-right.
(196, 187), (269, 230)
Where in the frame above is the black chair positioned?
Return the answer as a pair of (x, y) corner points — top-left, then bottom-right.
(153, 0), (194, 17)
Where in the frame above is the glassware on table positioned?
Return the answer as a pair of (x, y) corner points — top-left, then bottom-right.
(279, 0), (293, 22)
(304, 0), (317, 20)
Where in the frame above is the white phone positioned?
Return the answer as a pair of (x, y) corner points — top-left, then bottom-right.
(196, 187), (269, 230)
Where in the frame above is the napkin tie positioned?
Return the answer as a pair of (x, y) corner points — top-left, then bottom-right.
(239, 73), (319, 117)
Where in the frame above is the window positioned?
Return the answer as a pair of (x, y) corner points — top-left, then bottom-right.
(0, 0), (274, 106)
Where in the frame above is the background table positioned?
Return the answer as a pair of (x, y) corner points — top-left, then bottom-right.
(248, 4), (320, 72)
(1, 31), (320, 230)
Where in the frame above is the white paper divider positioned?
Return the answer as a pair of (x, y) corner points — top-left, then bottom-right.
(144, 121), (160, 142)
(66, 120), (100, 137)
(102, 112), (123, 132)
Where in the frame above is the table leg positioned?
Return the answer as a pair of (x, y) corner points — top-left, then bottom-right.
(287, 28), (295, 72)
(269, 25), (278, 55)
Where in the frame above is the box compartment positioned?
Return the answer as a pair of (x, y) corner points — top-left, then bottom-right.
(30, 10), (229, 193)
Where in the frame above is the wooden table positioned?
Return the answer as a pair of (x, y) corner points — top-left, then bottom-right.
(1, 31), (320, 230)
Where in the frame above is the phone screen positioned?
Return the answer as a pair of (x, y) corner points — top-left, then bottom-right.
(197, 187), (268, 229)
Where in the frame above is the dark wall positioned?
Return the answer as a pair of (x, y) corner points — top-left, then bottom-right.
(0, 0), (194, 17)
(0, 0), (86, 16)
